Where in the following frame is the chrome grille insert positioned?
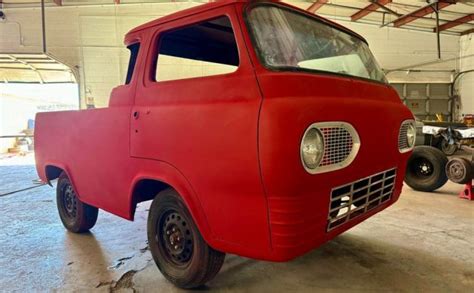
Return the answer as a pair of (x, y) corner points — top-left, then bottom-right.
(319, 127), (353, 166)
(398, 120), (415, 153)
(304, 122), (360, 174)
(398, 123), (409, 150)
(327, 168), (397, 231)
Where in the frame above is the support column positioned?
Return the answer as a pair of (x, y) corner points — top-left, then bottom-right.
(458, 33), (474, 119)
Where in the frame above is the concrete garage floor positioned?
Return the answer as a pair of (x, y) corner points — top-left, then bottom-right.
(0, 154), (473, 292)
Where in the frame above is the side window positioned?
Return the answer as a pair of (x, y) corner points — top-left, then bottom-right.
(154, 16), (239, 82)
(125, 43), (140, 84)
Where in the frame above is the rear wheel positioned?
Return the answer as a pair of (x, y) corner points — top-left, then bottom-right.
(56, 173), (98, 233)
(147, 188), (225, 289)
(405, 146), (448, 192)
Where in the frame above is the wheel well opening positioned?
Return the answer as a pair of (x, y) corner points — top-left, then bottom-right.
(131, 179), (170, 217)
(45, 165), (64, 182)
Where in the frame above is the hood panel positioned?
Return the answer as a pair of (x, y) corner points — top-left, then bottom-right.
(257, 71), (413, 196)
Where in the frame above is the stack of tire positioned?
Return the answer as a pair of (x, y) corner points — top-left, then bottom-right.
(405, 146), (473, 192)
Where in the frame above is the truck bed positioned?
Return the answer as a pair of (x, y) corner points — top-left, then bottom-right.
(35, 107), (133, 218)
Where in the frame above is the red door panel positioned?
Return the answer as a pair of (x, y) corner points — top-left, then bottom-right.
(130, 7), (270, 252)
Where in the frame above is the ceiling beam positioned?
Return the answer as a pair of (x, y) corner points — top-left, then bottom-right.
(351, 0), (392, 22)
(393, 1), (456, 28)
(461, 28), (474, 35)
(435, 13), (474, 32)
(307, 0), (328, 13)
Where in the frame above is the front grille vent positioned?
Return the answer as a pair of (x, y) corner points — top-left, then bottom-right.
(327, 168), (397, 231)
(308, 122), (360, 174)
(319, 127), (353, 167)
(398, 120), (415, 153)
(398, 122), (410, 150)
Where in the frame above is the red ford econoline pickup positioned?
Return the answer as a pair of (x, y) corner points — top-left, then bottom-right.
(35, 0), (415, 288)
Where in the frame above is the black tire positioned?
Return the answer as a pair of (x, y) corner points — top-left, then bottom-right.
(56, 173), (98, 233)
(405, 146), (448, 192)
(147, 188), (225, 289)
(446, 158), (473, 184)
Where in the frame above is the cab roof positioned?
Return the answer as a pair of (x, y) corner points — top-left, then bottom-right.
(124, 0), (366, 46)
(125, 0), (244, 44)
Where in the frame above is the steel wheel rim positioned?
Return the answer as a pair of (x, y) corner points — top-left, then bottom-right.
(62, 185), (77, 218)
(448, 161), (466, 181)
(156, 210), (194, 266)
(411, 158), (434, 178)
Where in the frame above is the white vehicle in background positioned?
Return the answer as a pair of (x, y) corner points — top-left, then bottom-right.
(423, 125), (474, 155)
(415, 119), (474, 156)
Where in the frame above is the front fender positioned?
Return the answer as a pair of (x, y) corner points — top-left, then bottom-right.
(127, 159), (214, 247)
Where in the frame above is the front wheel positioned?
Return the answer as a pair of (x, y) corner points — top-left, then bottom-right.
(147, 188), (225, 289)
(404, 146), (448, 192)
(57, 173), (98, 233)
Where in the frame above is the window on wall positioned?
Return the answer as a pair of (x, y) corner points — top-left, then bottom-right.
(126, 43), (140, 84)
(155, 16), (239, 82)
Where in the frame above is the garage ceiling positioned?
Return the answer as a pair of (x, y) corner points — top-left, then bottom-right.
(1, 1), (473, 35)
(303, 0), (474, 35)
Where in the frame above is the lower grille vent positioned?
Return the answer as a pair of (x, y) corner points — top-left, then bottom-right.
(327, 168), (397, 231)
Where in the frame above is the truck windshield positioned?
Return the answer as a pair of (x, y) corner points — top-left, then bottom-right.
(246, 5), (387, 83)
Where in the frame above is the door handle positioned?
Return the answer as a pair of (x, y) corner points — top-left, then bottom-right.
(133, 111), (139, 120)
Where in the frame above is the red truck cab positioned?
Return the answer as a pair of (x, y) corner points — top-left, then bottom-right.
(35, 0), (415, 288)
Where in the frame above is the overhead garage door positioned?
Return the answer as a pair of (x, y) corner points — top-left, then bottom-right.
(391, 83), (453, 122)
(0, 53), (79, 153)
(0, 53), (76, 84)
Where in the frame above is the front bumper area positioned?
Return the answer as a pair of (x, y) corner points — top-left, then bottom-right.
(265, 164), (405, 262)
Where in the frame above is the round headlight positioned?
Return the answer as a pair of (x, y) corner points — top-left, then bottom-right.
(406, 123), (416, 148)
(301, 127), (324, 170)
